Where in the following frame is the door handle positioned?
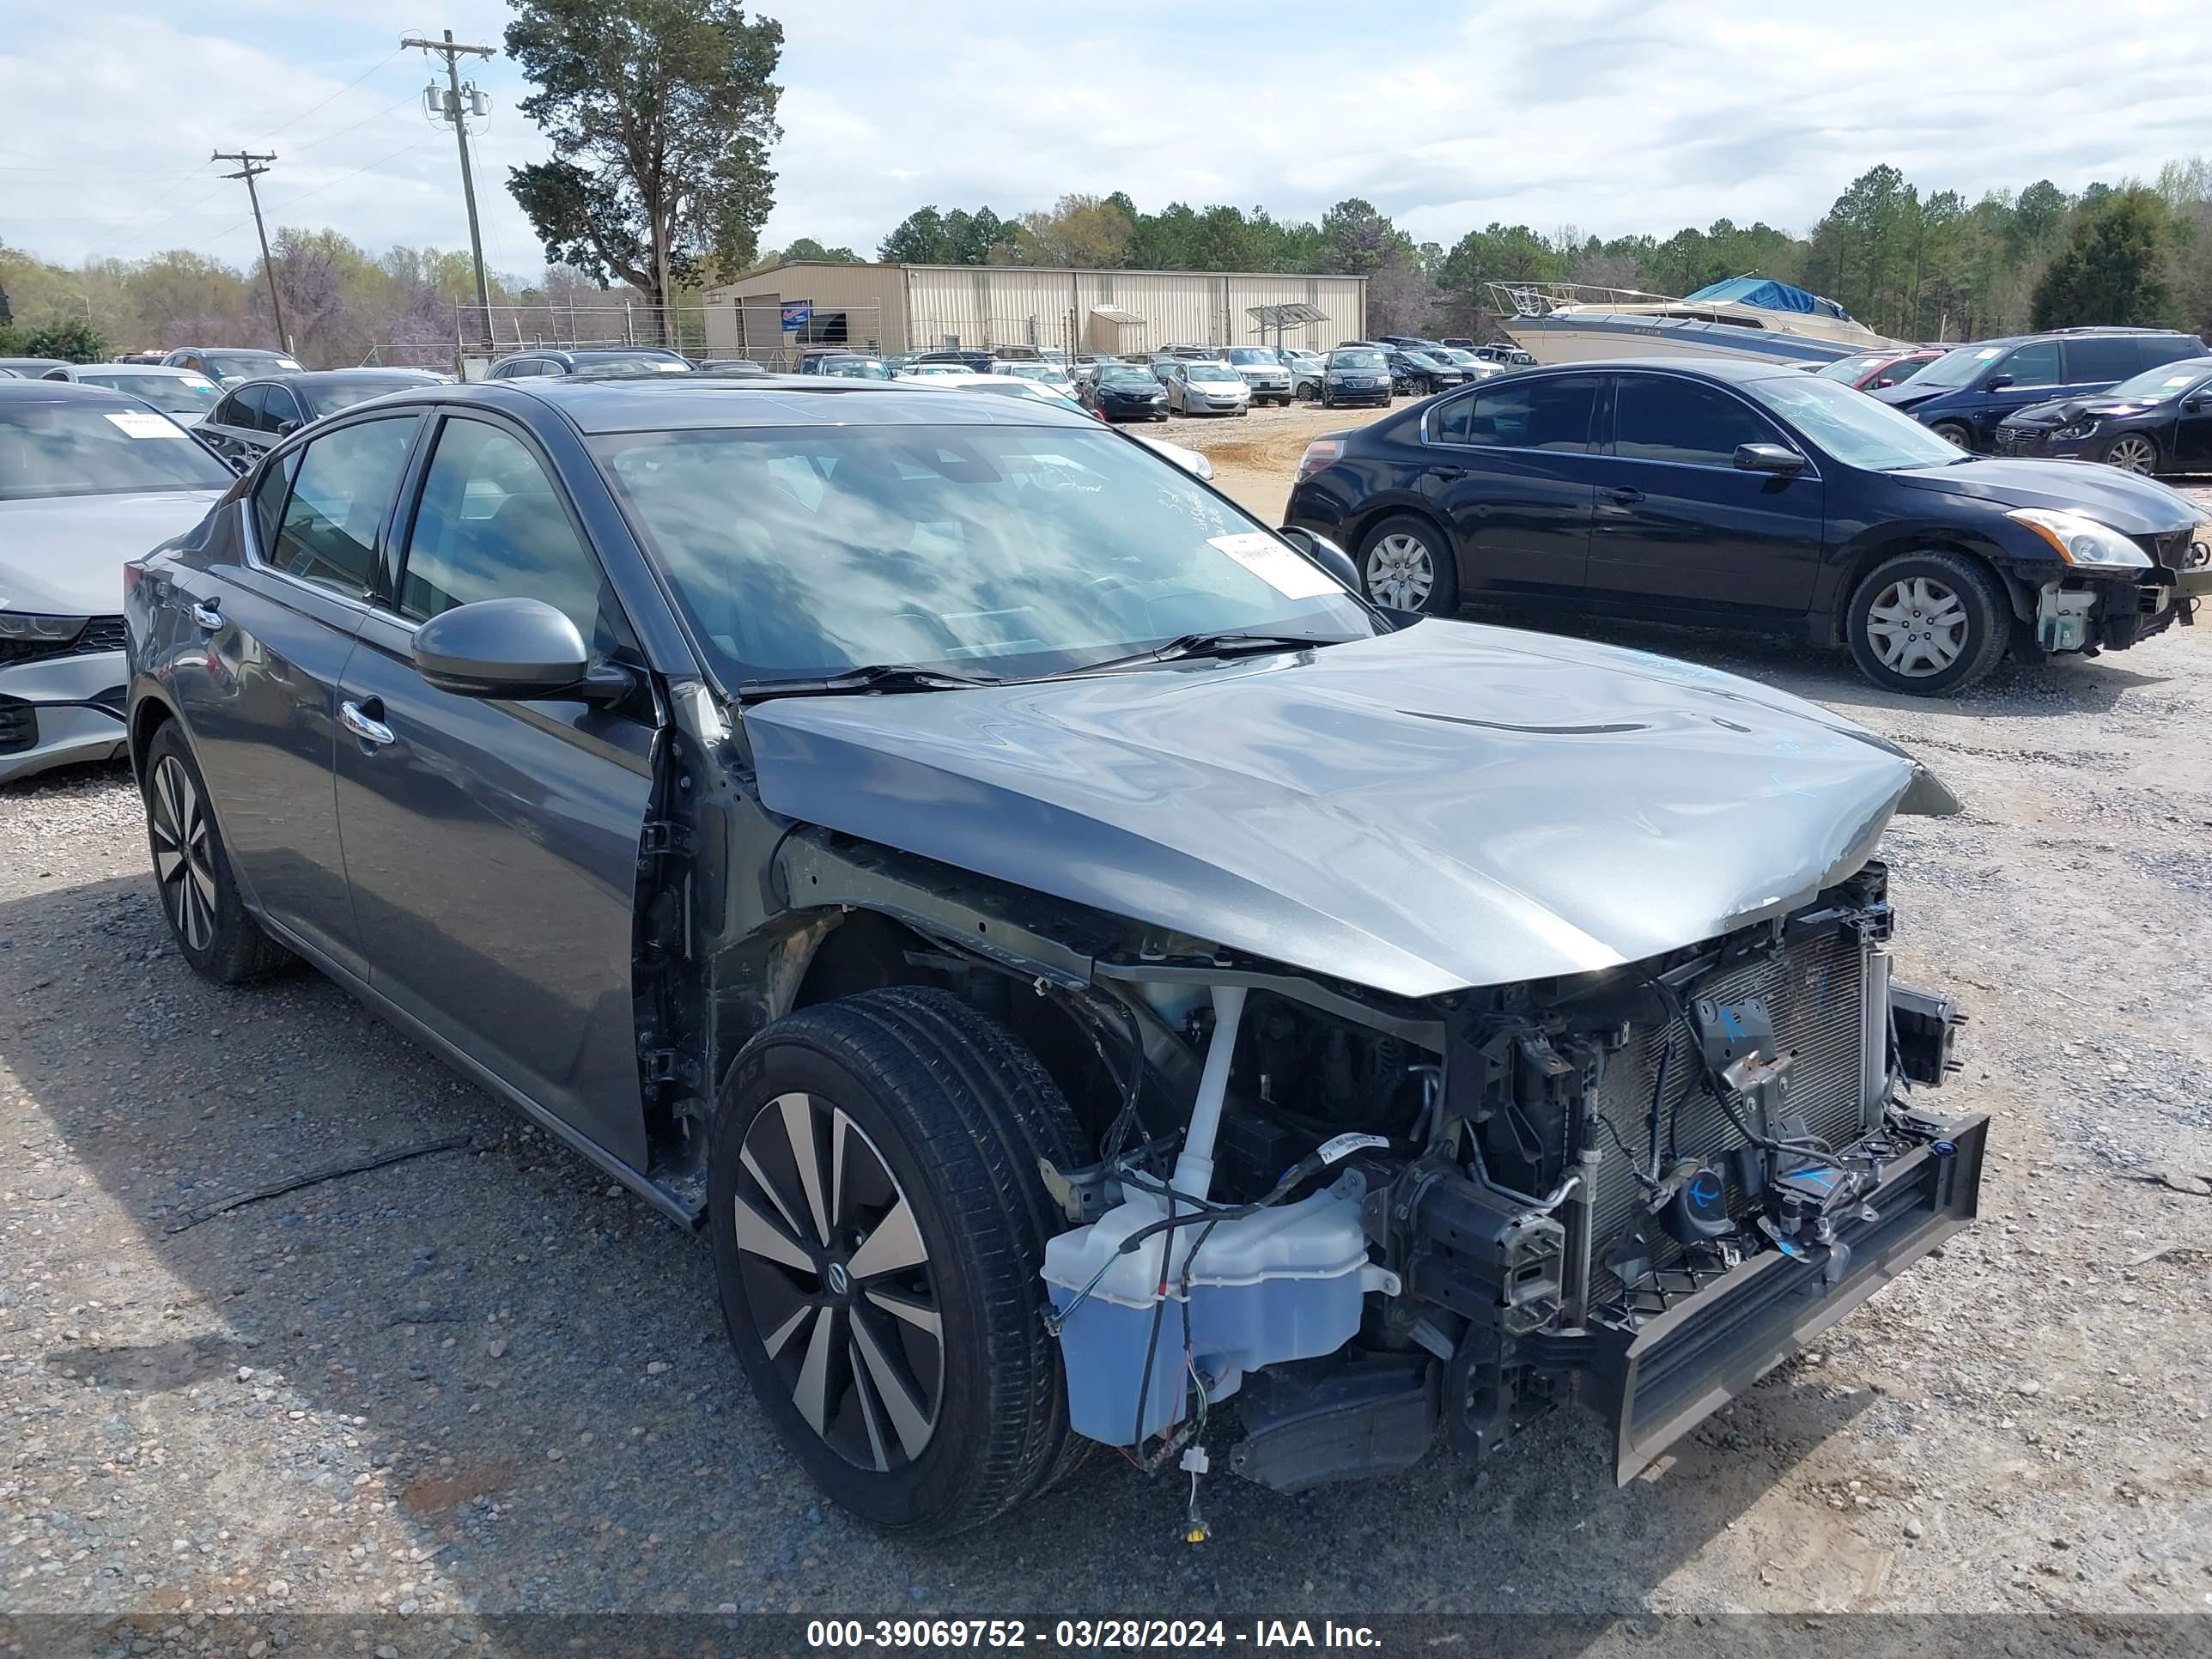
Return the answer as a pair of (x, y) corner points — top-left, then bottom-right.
(1430, 465), (1467, 482)
(1601, 486), (1645, 505)
(340, 698), (396, 747)
(191, 600), (223, 630)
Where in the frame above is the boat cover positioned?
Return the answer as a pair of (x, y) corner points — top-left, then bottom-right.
(1686, 276), (1854, 321)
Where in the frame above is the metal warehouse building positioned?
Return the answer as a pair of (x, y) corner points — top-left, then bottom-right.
(702, 261), (1367, 363)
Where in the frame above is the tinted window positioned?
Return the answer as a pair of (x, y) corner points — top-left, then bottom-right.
(2001, 342), (2061, 387)
(260, 384), (305, 430)
(2133, 335), (2201, 372)
(489, 359), (540, 380)
(2063, 337), (2139, 383)
(266, 416), (419, 596)
(229, 385), (268, 431)
(1613, 375), (1779, 466)
(398, 417), (609, 647)
(1434, 374), (1598, 452)
(251, 451), (300, 555)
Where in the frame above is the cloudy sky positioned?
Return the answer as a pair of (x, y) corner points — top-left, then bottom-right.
(3, 0), (2207, 277)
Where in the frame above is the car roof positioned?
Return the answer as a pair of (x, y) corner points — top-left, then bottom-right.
(392, 376), (1105, 434)
(171, 346), (294, 356)
(68, 363), (212, 378)
(0, 378), (141, 403)
(0, 357), (70, 372)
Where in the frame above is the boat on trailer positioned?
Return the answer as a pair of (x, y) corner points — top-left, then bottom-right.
(1489, 276), (1906, 368)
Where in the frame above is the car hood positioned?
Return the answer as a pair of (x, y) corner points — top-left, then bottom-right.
(746, 622), (1954, 998)
(1887, 458), (2199, 533)
(2005, 394), (2160, 428)
(1868, 381), (1947, 410)
(1185, 380), (1248, 395)
(0, 489), (225, 613)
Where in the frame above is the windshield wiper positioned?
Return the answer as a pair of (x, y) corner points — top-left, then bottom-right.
(735, 663), (995, 700)
(1060, 630), (1349, 677)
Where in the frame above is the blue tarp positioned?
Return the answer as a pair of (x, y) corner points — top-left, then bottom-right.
(1685, 276), (1854, 322)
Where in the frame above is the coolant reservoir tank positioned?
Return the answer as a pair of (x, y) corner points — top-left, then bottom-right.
(1042, 1184), (1375, 1446)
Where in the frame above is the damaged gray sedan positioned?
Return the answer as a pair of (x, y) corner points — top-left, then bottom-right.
(122, 378), (1986, 1537)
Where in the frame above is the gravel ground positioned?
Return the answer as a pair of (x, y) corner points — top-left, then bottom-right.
(3, 464), (2211, 1647)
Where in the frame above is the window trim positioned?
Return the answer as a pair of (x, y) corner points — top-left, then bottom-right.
(1419, 369), (1606, 455)
(1601, 369), (1815, 477)
(240, 410), (427, 607)
(261, 383), (305, 430)
(380, 408), (641, 659)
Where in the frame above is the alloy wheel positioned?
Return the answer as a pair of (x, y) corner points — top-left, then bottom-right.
(148, 754), (218, 953)
(1365, 532), (1436, 610)
(732, 1092), (942, 1474)
(2106, 434), (2157, 475)
(1863, 575), (1967, 678)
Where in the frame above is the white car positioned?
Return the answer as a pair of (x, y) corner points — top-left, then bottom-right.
(992, 361), (1079, 400)
(1223, 346), (1294, 406)
(1159, 359), (1252, 416)
(35, 364), (223, 428)
(896, 362), (974, 380)
(0, 381), (234, 783)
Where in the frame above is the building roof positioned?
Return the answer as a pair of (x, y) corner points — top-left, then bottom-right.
(713, 259), (1368, 289)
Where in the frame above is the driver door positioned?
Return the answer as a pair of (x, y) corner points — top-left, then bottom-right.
(331, 410), (659, 1169)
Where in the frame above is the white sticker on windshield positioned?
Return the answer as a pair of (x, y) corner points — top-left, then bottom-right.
(1207, 532), (1344, 600)
(103, 410), (188, 439)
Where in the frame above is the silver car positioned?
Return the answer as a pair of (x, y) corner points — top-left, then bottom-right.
(0, 381), (233, 783)
(1159, 359), (1252, 416)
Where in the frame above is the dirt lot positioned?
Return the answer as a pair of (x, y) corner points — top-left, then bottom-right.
(3, 434), (2210, 1647)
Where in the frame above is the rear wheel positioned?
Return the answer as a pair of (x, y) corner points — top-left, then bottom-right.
(1357, 514), (1459, 615)
(708, 988), (1091, 1535)
(1844, 550), (2009, 696)
(2103, 432), (2160, 475)
(140, 721), (292, 983)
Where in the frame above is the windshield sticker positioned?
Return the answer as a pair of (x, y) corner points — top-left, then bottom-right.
(103, 410), (188, 439)
(1973, 348), (2000, 361)
(1208, 532), (1345, 600)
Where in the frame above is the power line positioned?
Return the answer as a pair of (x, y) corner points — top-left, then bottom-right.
(259, 45), (410, 143)
(286, 88), (422, 155)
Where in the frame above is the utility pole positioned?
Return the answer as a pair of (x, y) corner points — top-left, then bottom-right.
(211, 150), (288, 353)
(404, 29), (497, 346)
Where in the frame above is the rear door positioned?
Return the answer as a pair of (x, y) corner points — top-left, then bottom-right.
(1423, 373), (1604, 600)
(167, 413), (424, 976)
(1584, 371), (1825, 623)
(2172, 371), (2212, 469)
(199, 385), (265, 465)
(331, 410), (658, 1168)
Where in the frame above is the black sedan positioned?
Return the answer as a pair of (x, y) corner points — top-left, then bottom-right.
(122, 375), (1989, 1535)
(1079, 360), (1170, 421)
(1995, 356), (2212, 477)
(1284, 357), (2212, 695)
(195, 368), (447, 466)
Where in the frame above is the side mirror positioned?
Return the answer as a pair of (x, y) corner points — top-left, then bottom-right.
(2184, 398), (2204, 413)
(1983, 373), (2014, 392)
(1734, 442), (1808, 475)
(276, 419), (300, 436)
(412, 597), (611, 702)
(1275, 526), (1361, 592)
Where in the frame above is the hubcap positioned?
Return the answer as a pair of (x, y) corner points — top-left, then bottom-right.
(1365, 532), (1435, 610)
(2107, 435), (2155, 474)
(148, 755), (217, 953)
(1863, 576), (1968, 678)
(733, 1092), (941, 1473)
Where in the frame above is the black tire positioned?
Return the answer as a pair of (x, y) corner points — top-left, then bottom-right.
(1929, 420), (1975, 452)
(1322, 384), (1336, 410)
(140, 720), (292, 983)
(708, 987), (1092, 1536)
(1356, 513), (1459, 616)
(1844, 550), (2010, 696)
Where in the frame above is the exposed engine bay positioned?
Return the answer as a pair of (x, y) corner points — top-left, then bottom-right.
(1039, 860), (1985, 1498)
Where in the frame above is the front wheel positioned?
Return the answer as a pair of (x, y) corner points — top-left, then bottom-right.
(2103, 432), (2160, 475)
(708, 988), (1091, 1536)
(140, 720), (292, 983)
(1357, 514), (1459, 615)
(1844, 550), (2009, 696)
(1929, 420), (1975, 452)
